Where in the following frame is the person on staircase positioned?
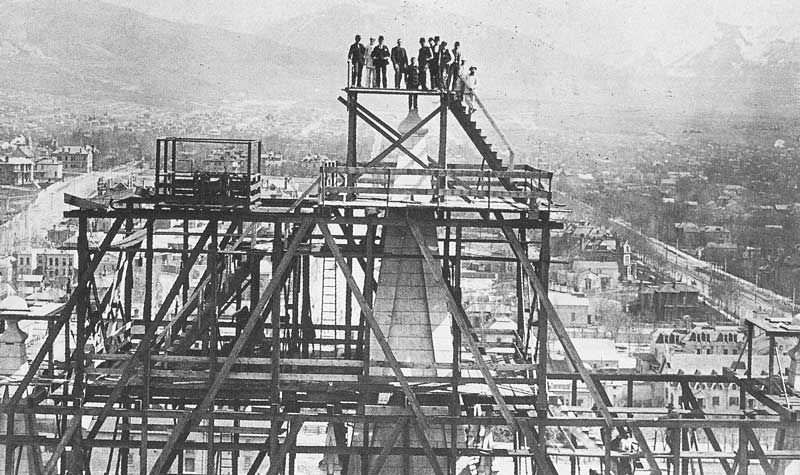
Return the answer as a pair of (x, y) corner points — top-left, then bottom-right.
(454, 59), (467, 100)
(371, 35), (391, 88)
(405, 57), (420, 110)
(391, 38), (408, 88)
(464, 65), (478, 115)
(347, 34), (366, 87)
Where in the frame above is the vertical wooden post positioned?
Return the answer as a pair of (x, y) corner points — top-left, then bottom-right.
(402, 407), (411, 475)
(360, 220), (376, 475)
(738, 382), (748, 475)
(451, 223), (463, 475)
(182, 219), (189, 304)
(301, 254), (311, 358)
(345, 215), (354, 358)
(120, 207), (134, 475)
(269, 222), (283, 469)
(232, 404), (240, 475)
(536, 221), (550, 450)
(570, 379), (578, 475)
(207, 220), (219, 475)
(291, 256), (301, 354)
(347, 91), (358, 190)
(768, 336), (775, 393)
(140, 218), (153, 474)
(438, 92), (448, 201)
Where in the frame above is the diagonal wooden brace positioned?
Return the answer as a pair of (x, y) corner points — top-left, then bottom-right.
(337, 97), (430, 169)
(365, 105), (441, 167)
(494, 215), (614, 427)
(407, 221), (556, 475)
(149, 221), (314, 474)
(85, 223), (213, 441)
(319, 223), (444, 475)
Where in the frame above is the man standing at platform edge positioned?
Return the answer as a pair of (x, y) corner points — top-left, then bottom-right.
(371, 35), (390, 88)
(347, 35), (366, 87)
(418, 37), (432, 90)
(391, 38), (408, 89)
(365, 37), (376, 87)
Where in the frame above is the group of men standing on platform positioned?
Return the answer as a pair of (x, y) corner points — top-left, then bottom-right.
(347, 34), (478, 112)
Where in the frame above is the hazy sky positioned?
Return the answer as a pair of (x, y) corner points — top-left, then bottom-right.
(106, 0), (800, 63)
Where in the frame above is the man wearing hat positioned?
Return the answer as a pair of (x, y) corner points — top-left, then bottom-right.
(418, 37), (432, 90)
(464, 65), (478, 115)
(437, 40), (452, 89)
(371, 35), (391, 88)
(427, 37), (440, 89)
(391, 38), (408, 89)
(347, 34), (366, 87)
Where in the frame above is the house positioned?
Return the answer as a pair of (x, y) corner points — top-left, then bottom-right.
(12, 248), (76, 289)
(674, 222), (702, 248)
(550, 337), (633, 371)
(659, 353), (786, 413)
(639, 283), (701, 321)
(702, 242), (738, 265)
(0, 156), (34, 185)
(550, 291), (592, 326)
(652, 323), (743, 359)
(54, 145), (94, 174)
(15, 274), (43, 297)
(701, 225), (731, 244)
(33, 157), (63, 183)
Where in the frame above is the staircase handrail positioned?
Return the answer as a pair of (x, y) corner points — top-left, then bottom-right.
(473, 93), (516, 167)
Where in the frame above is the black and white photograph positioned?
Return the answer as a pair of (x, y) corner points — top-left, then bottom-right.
(0, 1), (798, 473)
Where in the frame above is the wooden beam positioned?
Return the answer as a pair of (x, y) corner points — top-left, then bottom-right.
(337, 97), (430, 170)
(318, 223), (444, 475)
(365, 105), (441, 168)
(64, 193), (107, 211)
(9, 217), (124, 408)
(742, 426), (777, 475)
(149, 221), (313, 474)
(369, 417), (407, 475)
(407, 221), (556, 475)
(680, 381), (733, 475)
(85, 223), (213, 441)
(593, 375), (662, 475)
(495, 214), (614, 427)
(42, 415), (81, 474)
(265, 419), (304, 475)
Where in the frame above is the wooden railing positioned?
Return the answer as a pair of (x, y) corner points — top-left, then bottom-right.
(473, 93), (517, 167)
(319, 165), (552, 207)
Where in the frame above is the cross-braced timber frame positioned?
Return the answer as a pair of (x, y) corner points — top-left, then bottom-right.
(0, 88), (798, 475)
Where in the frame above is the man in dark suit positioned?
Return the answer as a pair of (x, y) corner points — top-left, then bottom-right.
(437, 40), (452, 89)
(448, 41), (461, 90)
(371, 35), (391, 88)
(390, 38), (408, 89)
(428, 37), (439, 89)
(418, 37), (431, 90)
(347, 34), (366, 86)
(405, 57), (420, 110)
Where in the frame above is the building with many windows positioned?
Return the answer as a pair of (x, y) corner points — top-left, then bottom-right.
(54, 145), (94, 174)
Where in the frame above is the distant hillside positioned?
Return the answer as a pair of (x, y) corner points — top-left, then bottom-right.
(258, 3), (629, 104)
(0, 0), (338, 104)
(664, 24), (800, 113)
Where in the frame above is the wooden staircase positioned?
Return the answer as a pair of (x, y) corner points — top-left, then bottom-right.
(448, 100), (516, 191)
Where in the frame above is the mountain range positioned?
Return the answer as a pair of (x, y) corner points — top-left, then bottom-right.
(0, 0), (337, 105)
(0, 0), (797, 114)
